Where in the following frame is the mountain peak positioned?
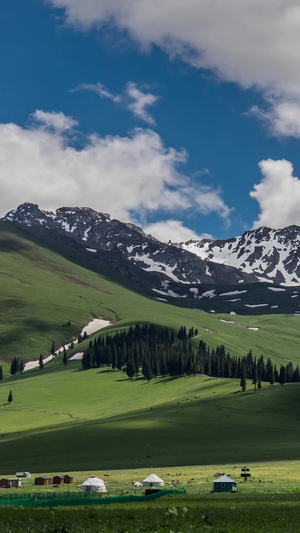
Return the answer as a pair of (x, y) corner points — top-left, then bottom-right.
(180, 225), (300, 285)
(2, 202), (256, 290)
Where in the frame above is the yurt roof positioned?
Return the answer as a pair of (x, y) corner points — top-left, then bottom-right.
(81, 476), (105, 487)
(214, 475), (237, 484)
(143, 473), (164, 483)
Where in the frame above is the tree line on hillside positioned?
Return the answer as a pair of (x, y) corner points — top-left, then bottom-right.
(81, 323), (300, 388)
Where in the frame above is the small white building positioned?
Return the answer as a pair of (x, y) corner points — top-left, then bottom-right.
(142, 473), (164, 487)
(80, 475), (106, 492)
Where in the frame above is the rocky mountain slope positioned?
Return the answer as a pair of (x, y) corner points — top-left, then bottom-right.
(2, 203), (300, 314)
(180, 226), (300, 286)
(3, 203), (255, 293)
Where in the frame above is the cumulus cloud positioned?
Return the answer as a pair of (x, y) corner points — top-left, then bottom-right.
(0, 110), (231, 224)
(49, 0), (300, 99)
(48, 0), (300, 139)
(32, 110), (78, 132)
(144, 219), (212, 243)
(72, 81), (158, 125)
(71, 82), (122, 103)
(250, 159), (300, 228)
(250, 99), (300, 139)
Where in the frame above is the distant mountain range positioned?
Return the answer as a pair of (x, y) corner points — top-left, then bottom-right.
(180, 226), (300, 286)
(2, 203), (300, 314)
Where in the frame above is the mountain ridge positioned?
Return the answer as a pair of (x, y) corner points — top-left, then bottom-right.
(3, 203), (256, 292)
(179, 225), (300, 286)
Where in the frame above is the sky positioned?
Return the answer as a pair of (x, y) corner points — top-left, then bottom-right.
(1, 0), (300, 242)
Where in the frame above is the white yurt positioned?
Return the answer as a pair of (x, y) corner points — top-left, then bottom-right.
(80, 475), (106, 492)
(142, 473), (164, 487)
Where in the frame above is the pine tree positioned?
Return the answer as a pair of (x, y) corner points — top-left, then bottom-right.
(252, 359), (258, 392)
(0, 365), (3, 381)
(63, 348), (68, 366)
(8, 390), (13, 403)
(142, 356), (153, 382)
(240, 366), (246, 392)
(51, 341), (55, 355)
(279, 365), (286, 386)
(39, 354), (44, 370)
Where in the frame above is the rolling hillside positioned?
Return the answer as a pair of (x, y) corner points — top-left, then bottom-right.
(0, 223), (300, 369)
(1, 221), (300, 472)
(0, 362), (300, 472)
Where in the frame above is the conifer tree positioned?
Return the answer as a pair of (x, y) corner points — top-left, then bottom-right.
(0, 365), (3, 380)
(142, 356), (153, 382)
(51, 341), (55, 355)
(240, 366), (246, 392)
(279, 365), (286, 386)
(252, 359), (258, 391)
(8, 390), (13, 403)
(39, 354), (44, 370)
(63, 347), (68, 366)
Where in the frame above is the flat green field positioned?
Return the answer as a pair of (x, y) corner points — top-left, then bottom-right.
(1, 462), (300, 532)
(2, 492), (300, 533)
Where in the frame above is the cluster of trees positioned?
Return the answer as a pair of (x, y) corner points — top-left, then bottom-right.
(82, 324), (174, 375)
(5, 323), (299, 392)
(197, 343), (300, 389)
(10, 357), (24, 376)
(81, 323), (300, 388)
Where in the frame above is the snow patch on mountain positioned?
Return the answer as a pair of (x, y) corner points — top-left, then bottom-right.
(152, 288), (188, 298)
(180, 226), (300, 286)
(245, 303), (269, 308)
(219, 290), (247, 296)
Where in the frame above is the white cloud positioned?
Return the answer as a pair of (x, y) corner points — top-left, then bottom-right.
(144, 219), (212, 243)
(193, 186), (232, 221)
(250, 159), (300, 228)
(125, 82), (159, 125)
(72, 81), (158, 125)
(0, 110), (231, 224)
(250, 99), (300, 139)
(32, 110), (78, 132)
(49, 0), (300, 100)
(71, 82), (122, 103)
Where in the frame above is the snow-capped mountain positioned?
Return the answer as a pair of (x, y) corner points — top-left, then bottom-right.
(3, 203), (255, 291)
(3, 203), (300, 314)
(180, 226), (300, 286)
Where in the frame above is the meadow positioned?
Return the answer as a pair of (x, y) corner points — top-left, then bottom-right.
(1, 463), (300, 532)
(1, 224), (300, 531)
(0, 359), (300, 472)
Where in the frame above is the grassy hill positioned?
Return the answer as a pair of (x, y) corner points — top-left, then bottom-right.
(1, 223), (300, 370)
(1, 223), (300, 473)
(0, 360), (300, 472)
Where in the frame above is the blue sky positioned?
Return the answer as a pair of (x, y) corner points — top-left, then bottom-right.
(1, 0), (300, 241)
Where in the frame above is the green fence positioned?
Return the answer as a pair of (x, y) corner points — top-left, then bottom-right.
(0, 489), (186, 509)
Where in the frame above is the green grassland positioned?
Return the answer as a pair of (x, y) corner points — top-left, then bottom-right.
(1, 462), (300, 532)
(1, 223), (300, 370)
(0, 360), (300, 473)
(1, 494), (300, 533)
(1, 222), (300, 502)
